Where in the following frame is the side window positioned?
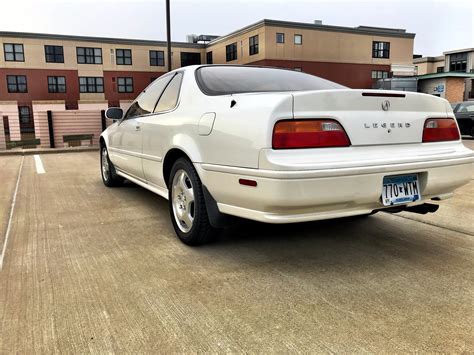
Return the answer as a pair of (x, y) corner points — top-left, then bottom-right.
(124, 74), (174, 119)
(155, 72), (183, 112)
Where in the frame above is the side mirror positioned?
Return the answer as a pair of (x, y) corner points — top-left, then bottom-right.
(105, 107), (123, 120)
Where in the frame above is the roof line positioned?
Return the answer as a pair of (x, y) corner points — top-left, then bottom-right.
(207, 18), (415, 46)
(416, 72), (474, 79)
(0, 31), (205, 48)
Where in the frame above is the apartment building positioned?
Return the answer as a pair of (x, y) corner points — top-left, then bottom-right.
(206, 19), (415, 88)
(1, 19), (416, 138)
(414, 48), (474, 102)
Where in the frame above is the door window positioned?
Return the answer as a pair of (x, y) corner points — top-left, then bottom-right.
(155, 72), (183, 112)
(124, 74), (174, 119)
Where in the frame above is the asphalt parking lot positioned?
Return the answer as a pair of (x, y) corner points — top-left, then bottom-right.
(0, 141), (473, 353)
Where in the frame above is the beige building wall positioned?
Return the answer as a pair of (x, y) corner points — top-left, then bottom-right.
(206, 27), (266, 65)
(415, 58), (445, 75)
(263, 26), (413, 65)
(0, 36), (204, 71)
(206, 24), (413, 66)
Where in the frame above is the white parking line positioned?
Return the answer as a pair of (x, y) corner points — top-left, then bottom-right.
(34, 154), (45, 174)
(0, 155), (24, 270)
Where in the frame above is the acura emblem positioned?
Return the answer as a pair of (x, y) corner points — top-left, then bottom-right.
(381, 100), (390, 111)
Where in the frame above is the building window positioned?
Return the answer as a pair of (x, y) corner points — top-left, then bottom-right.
(249, 35), (259, 55)
(4, 43), (24, 62)
(116, 49), (132, 65)
(19, 106), (30, 124)
(6, 75), (27, 93)
(181, 52), (201, 67)
(117, 77), (134, 93)
(371, 70), (389, 79)
(294, 67), (302, 72)
(44, 45), (64, 63)
(226, 43), (237, 62)
(48, 76), (66, 93)
(206, 51), (213, 64)
(436, 66), (444, 73)
(276, 33), (285, 43)
(77, 47), (102, 64)
(79, 77), (104, 93)
(294, 34), (302, 45)
(150, 50), (165, 66)
(372, 41), (390, 58)
(450, 52), (467, 72)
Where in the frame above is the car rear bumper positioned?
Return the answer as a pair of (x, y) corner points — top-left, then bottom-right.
(197, 153), (474, 223)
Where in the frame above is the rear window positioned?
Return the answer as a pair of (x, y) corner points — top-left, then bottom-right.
(195, 65), (345, 95)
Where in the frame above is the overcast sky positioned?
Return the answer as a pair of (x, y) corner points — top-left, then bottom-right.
(1, 0), (472, 57)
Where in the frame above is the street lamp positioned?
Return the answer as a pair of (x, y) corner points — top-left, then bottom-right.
(166, 0), (172, 72)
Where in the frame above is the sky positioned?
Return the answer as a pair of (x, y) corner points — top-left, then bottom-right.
(0, 0), (472, 57)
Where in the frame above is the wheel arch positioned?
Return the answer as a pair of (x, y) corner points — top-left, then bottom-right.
(163, 148), (194, 188)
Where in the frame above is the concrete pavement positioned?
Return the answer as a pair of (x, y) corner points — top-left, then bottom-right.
(0, 142), (473, 353)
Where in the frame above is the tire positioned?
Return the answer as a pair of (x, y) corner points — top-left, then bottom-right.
(100, 144), (124, 187)
(168, 158), (219, 245)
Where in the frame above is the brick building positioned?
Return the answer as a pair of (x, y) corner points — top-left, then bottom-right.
(414, 48), (474, 103)
(0, 19), (416, 142)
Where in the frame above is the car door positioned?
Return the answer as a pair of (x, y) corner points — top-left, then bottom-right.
(142, 72), (184, 188)
(108, 74), (174, 180)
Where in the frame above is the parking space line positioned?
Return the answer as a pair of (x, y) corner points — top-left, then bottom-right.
(34, 154), (45, 174)
(0, 155), (24, 270)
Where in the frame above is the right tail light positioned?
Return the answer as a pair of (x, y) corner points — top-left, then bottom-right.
(422, 118), (460, 143)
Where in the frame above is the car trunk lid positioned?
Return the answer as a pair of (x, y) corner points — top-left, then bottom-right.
(292, 89), (450, 146)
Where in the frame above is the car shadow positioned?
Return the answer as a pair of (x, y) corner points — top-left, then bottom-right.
(113, 178), (457, 271)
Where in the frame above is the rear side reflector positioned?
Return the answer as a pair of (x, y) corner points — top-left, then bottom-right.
(272, 119), (351, 149)
(239, 178), (257, 187)
(422, 118), (460, 142)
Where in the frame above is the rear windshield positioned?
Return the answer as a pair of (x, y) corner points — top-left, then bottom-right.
(195, 65), (346, 95)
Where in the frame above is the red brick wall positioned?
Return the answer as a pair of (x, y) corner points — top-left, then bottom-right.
(248, 60), (391, 89)
(445, 78), (465, 103)
(0, 68), (79, 108)
(103, 71), (166, 106)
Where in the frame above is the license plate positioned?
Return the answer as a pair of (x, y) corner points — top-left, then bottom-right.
(382, 174), (421, 206)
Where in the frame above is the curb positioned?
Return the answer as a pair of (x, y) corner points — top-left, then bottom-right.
(0, 146), (99, 156)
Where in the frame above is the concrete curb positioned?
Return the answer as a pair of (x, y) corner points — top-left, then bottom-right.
(0, 146), (99, 156)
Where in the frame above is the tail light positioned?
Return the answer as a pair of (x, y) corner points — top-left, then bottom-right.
(422, 118), (460, 143)
(272, 119), (351, 149)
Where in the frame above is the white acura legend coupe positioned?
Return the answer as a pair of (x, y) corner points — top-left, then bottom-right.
(100, 65), (474, 245)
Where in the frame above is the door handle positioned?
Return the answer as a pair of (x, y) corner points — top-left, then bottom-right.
(135, 125), (141, 131)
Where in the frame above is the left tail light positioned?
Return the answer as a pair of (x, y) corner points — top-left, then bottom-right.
(272, 119), (351, 149)
(422, 118), (460, 143)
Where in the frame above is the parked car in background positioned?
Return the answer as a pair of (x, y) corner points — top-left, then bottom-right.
(452, 101), (474, 137)
(100, 65), (474, 245)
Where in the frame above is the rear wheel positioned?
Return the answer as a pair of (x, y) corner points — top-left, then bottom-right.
(101, 145), (124, 187)
(169, 158), (219, 245)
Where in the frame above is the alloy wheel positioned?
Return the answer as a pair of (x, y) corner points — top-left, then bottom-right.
(171, 169), (195, 233)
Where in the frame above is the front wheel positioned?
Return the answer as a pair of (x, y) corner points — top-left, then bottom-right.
(169, 158), (219, 245)
(101, 145), (124, 187)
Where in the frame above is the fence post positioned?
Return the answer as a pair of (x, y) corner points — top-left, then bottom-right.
(0, 116), (6, 150)
(47, 110), (55, 148)
(101, 110), (106, 131)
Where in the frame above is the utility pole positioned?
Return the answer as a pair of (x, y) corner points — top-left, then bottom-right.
(166, 0), (172, 72)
